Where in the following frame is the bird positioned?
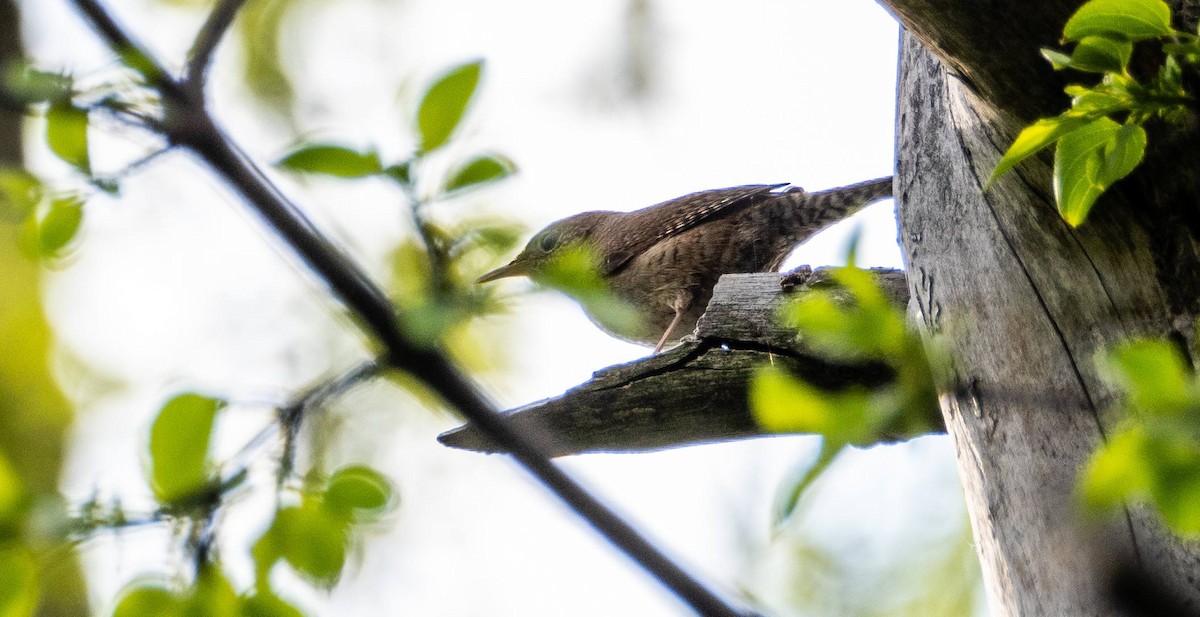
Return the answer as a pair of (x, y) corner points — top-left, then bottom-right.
(476, 176), (893, 353)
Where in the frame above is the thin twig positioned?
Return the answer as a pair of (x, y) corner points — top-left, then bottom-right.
(67, 0), (183, 100)
(67, 2), (757, 615)
(184, 0), (248, 92)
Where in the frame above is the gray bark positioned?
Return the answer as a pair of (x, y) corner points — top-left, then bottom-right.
(439, 268), (930, 455)
(883, 0), (1200, 614)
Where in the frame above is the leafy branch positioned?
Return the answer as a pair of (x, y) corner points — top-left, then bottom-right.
(989, 0), (1198, 225)
(750, 265), (941, 525)
(39, 0), (757, 615)
(1082, 337), (1200, 536)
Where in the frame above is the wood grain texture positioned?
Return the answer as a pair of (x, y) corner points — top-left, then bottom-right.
(895, 23), (1200, 616)
(438, 269), (927, 455)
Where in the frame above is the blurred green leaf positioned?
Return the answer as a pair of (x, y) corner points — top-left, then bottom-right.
(781, 269), (907, 362)
(240, 593), (305, 617)
(325, 465), (394, 519)
(2, 65), (72, 105)
(1068, 36), (1133, 73)
(755, 266), (940, 463)
(1063, 0), (1172, 42)
(257, 503), (348, 586)
(1104, 338), (1192, 414)
(1086, 336), (1200, 537)
(535, 244), (643, 340)
(1081, 425), (1153, 509)
(0, 169), (42, 223)
(184, 567), (239, 617)
(988, 115), (1092, 187)
(36, 195), (84, 257)
(111, 583), (184, 617)
(115, 47), (163, 85)
(443, 153), (515, 194)
(0, 545), (37, 617)
(1147, 438), (1200, 533)
(45, 103), (90, 174)
(382, 162), (412, 186)
(0, 454), (22, 530)
(773, 439), (843, 526)
(750, 365), (872, 441)
(276, 145), (382, 178)
(148, 393), (224, 506)
(417, 60), (482, 153)
(237, 0), (296, 114)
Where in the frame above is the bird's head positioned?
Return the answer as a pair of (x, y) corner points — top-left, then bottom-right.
(476, 211), (615, 284)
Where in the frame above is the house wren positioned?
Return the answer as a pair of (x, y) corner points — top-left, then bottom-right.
(477, 176), (893, 352)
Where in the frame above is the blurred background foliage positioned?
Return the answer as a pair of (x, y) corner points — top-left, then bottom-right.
(0, 0), (992, 615)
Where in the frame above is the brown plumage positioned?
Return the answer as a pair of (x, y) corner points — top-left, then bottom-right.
(478, 176), (893, 352)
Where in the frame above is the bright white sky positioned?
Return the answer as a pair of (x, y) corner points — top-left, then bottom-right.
(23, 0), (980, 615)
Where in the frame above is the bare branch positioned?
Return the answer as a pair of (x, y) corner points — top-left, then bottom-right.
(67, 0), (183, 100)
(440, 270), (931, 456)
(185, 0), (248, 92)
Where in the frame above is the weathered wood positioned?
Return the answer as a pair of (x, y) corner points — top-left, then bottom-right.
(438, 268), (929, 455)
(885, 0), (1200, 613)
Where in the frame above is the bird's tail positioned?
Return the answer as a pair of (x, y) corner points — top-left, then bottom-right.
(793, 176), (893, 229)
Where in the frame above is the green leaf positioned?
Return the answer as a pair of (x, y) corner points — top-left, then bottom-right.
(382, 161), (412, 186)
(1106, 339), (1193, 415)
(988, 115), (1092, 187)
(780, 269), (908, 362)
(1081, 425), (1153, 509)
(0, 546), (37, 617)
(276, 144), (382, 178)
(148, 393), (224, 506)
(1063, 0), (1173, 42)
(36, 195), (84, 256)
(263, 504), (348, 586)
(2, 65), (72, 105)
(1054, 117), (1144, 225)
(325, 465), (393, 518)
(443, 153), (515, 194)
(1069, 36), (1133, 73)
(112, 584), (185, 617)
(240, 593), (305, 617)
(184, 567), (239, 617)
(0, 169), (43, 223)
(0, 453), (22, 530)
(1147, 438), (1200, 534)
(1096, 122), (1146, 186)
(774, 439), (843, 526)
(1069, 88), (1128, 114)
(417, 60), (483, 153)
(535, 244), (644, 340)
(45, 103), (90, 174)
(750, 365), (871, 441)
(117, 47), (165, 85)
(1041, 48), (1075, 70)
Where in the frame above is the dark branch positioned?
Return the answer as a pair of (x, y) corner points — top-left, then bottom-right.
(67, 2), (756, 615)
(67, 0), (184, 100)
(185, 0), (248, 92)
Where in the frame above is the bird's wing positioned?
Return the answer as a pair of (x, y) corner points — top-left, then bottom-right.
(600, 183), (788, 275)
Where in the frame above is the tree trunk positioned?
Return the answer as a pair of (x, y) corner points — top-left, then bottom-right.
(885, 0), (1200, 613)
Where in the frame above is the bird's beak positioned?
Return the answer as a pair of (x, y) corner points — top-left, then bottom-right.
(476, 259), (529, 284)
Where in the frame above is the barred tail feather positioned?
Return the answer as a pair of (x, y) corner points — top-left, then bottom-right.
(803, 176), (893, 228)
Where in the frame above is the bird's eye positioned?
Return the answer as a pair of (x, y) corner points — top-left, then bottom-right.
(539, 232), (559, 253)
